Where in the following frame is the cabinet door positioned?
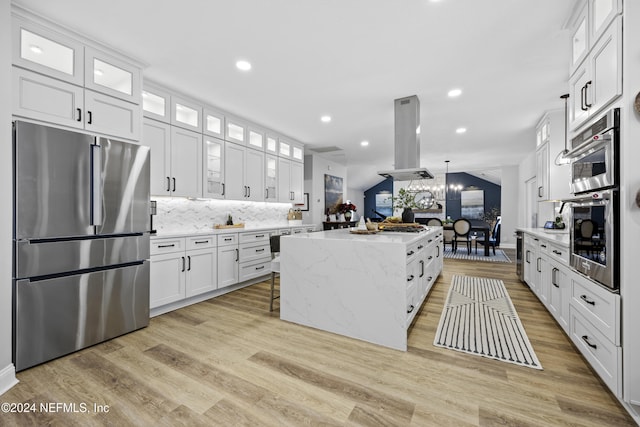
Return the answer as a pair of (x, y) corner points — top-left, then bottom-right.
(569, 2), (589, 74)
(548, 262), (570, 331)
(278, 157), (292, 202)
(84, 47), (140, 104)
(590, 0), (620, 44)
(245, 148), (264, 201)
(143, 85), (171, 123)
(589, 17), (621, 116)
(265, 134), (278, 155)
(226, 118), (246, 145)
(12, 17), (84, 86)
(84, 89), (140, 141)
(248, 127), (265, 151)
(12, 67), (84, 130)
(538, 255), (550, 306)
(265, 154), (278, 202)
(171, 96), (202, 132)
(278, 138), (292, 158)
(185, 248), (217, 297)
(203, 136), (225, 199)
(217, 245), (239, 289)
(224, 142), (246, 200)
(150, 252), (185, 308)
(143, 118), (172, 196)
(535, 144), (548, 200)
(291, 143), (304, 162)
(170, 127), (202, 198)
(204, 108), (225, 139)
(290, 161), (304, 204)
(568, 65), (591, 131)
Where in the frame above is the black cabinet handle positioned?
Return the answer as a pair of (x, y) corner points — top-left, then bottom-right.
(172, 178), (176, 192)
(552, 268), (559, 288)
(255, 265), (265, 271)
(181, 256), (185, 272)
(166, 177), (171, 192)
(187, 256), (191, 271)
(541, 244), (547, 248)
(248, 186), (251, 198)
(417, 245), (424, 250)
(436, 245), (440, 258)
(407, 305), (415, 314)
(419, 260), (424, 278)
(87, 111), (92, 124)
(256, 234), (265, 238)
(552, 250), (562, 255)
(580, 294), (596, 305)
(194, 240), (209, 244)
(158, 244), (175, 248)
(428, 239), (433, 243)
(407, 250), (414, 256)
(222, 183), (225, 196)
(582, 335), (597, 349)
(224, 237), (232, 241)
(538, 186), (543, 197)
(428, 276), (433, 281)
(76, 108), (82, 122)
(256, 248), (265, 253)
(536, 257), (541, 273)
(407, 275), (415, 282)
(526, 250), (530, 263)
(584, 80), (592, 108)
(235, 248), (239, 262)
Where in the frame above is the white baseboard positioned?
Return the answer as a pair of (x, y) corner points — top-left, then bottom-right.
(0, 363), (18, 396)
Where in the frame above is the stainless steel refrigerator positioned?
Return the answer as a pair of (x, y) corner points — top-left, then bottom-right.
(13, 121), (151, 371)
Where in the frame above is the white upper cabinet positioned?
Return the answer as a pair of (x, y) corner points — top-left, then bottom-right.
(204, 107), (225, 139)
(278, 138), (291, 158)
(292, 142), (304, 162)
(142, 118), (172, 196)
(203, 136), (225, 199)
(265, 134), (278, 155)
(590, 0), (620, 45)
(84, 47), (140, 104)
(142, 84), (171, 123)
(171, 96), (202, 132)
(84, 89), (140, 140)
(570, 2), (589, 74)
(12, 17), (84, 86)
(170, 127), (203, 198)
(226, 118), (246, 145)
(248, 127), (265, 151)
(265, 154), (278, 202)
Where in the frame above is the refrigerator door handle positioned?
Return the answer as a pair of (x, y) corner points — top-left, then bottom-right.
(91, 144), (103, 226)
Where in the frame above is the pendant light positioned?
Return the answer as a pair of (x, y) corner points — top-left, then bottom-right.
(554, 93), (571, 166)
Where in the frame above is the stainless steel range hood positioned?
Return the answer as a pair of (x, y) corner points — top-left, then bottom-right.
(378, 95), (434, 181)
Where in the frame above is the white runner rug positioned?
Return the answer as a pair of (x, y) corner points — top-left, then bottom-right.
(443, 248), (511, 263)
(434, 275), (542, 370)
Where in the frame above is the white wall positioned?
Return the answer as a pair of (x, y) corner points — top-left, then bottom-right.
(346, 187), (364, 222)
(305, 154), (347, 226)
(500, 165), (518, 247)
(0, 0), (18, 395)
(518, 150), (536, 228)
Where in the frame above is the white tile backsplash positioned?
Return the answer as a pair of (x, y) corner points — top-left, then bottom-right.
(153, 198), (294, 233)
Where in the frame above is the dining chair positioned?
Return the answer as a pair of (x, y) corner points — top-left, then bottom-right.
(575, 219), (596, 256)
(475, 220), (501, 255)
(426, 218), (443, 226)
(452, 219), (472, 254)
(269, 235), (281, 311)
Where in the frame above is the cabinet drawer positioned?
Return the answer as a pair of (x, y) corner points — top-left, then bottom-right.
(239, 231), (270, 244)
(571, 274), (620, 344)
(186, 235), (216, 250)
(239, 243), (270, 263)
(239, 259), (271, 282)
(151, 238), (184, 255)
(291, 227), (306, 235)
(569, 306), (621, 396)
(217, 233), (238, 246)
(406, 242), (421, 263)
(548, 242), (569, 265)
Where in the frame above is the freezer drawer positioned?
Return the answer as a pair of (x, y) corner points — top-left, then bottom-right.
(15, 234), (150, 279)
(14, 261), (149, 371)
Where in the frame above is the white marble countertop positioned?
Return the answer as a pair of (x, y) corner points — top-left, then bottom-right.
(517, 227), (570, 247)
(151, 224), (315, 239)
(286, 227), (440, 245)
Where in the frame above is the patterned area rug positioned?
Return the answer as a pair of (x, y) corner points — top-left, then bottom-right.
(434, 275), (542, 370)
(443, 247), (511, 263)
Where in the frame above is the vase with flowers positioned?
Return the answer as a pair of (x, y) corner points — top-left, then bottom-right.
(337, 201), (357, 222)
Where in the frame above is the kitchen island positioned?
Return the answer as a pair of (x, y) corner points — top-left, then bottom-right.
(280, 227), (443, 350)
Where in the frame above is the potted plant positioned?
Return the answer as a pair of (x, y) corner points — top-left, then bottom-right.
(337, 202), (357, 221)
(393, 188), (418, 223)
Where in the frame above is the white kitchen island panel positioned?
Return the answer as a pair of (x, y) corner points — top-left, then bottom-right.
(280, 227), (443, 351)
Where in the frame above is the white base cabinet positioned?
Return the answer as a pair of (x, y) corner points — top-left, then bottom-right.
(217, 234), (239, 289)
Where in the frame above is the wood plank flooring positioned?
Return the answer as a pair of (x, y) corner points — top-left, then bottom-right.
(2, 249), (636, 426)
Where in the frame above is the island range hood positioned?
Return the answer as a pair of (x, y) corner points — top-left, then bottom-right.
(378, 95), (434, 181)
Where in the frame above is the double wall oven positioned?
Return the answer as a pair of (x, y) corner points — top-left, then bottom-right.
(566, 108), (619, 291)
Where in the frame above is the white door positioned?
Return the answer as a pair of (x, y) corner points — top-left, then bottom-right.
(150, 253), (185, 309)
(224, 142), (245, 200)
(171, 127), (202, 198)
(185, 248), (216, 297)
(143, 118), (171, 196)
(245, 148), (264, 201)
(217, 245), (239, 289)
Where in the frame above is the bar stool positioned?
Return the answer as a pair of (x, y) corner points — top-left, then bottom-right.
(269, 235), (281, 311)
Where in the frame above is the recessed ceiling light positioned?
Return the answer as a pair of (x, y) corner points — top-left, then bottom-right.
(448, 88), (462, 97)
(321, 115), (332, 123)
(456, 127), (467, 134)
(360, 140), (369, 147)
(235, 60), (252, 71)
(29, 45), (42, 54)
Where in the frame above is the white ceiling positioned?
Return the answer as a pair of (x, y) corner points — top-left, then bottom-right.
(15, 0), (575, 190)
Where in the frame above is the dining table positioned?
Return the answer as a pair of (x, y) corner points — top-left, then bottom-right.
(443, 221), (491, 256)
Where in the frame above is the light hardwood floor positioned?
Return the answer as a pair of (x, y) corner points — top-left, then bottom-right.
(2, 249), (636, 426)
